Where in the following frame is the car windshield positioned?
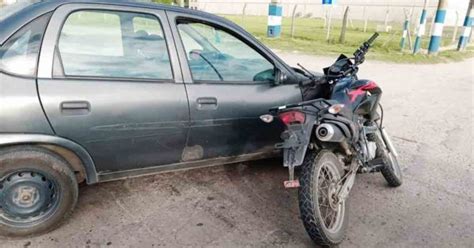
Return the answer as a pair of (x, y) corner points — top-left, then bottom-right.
(0, 0), (40, 22)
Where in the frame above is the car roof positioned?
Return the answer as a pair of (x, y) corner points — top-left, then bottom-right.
(0, 0), (243, 45)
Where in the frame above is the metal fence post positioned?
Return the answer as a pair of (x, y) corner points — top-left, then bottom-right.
(413, 0), (429, 54)
(339, 6), (350, 43)
(451, 11), (459, 43)
(290, 4), (298, 38)
(384, 6), (390, 31)
(428, 0), (448, 55)
(410, 4), (416, 25)
(458, 0), (473, 51)
(363, 6), (368, 32)
(241, 3), (247, 27)
(400, 9), (410, 50)
(326, 7), (333, 41)
(323, 1), (335, 41)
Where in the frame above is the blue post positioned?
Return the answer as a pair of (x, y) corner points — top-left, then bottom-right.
(267, 0), (283, 38)
(413, 0), (429, 54)
(457, 1), (473, 51)
(400, 19), (409, 50)
(428, 0), (448, 55)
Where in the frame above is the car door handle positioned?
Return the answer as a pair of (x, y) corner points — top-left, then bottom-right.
(61, 101), (90, 115)
(197, 97), (217, 105)
(197, 97), (218, 110)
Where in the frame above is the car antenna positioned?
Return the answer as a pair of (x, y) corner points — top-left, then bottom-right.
(297, 63), (316, 80)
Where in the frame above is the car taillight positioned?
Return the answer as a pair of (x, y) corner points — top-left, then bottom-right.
(278, 111), (306, 126)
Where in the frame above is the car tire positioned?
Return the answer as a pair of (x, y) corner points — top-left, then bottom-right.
(0, 146), (78, 237)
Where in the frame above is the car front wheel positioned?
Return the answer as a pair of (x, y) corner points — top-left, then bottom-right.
(0, 146), (78, 237)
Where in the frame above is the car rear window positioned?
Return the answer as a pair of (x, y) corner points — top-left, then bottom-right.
(57, 10), (173, 80)
(0, 13), (51, 77)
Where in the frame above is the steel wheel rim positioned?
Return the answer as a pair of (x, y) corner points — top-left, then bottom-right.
(0, 170), (60, 227)
(314, 161), (345, 233)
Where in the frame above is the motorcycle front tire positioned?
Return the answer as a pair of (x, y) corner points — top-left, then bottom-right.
(375, 131), (403, 187)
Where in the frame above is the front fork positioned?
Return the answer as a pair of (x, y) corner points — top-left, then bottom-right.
(335, 126), (398, 202)
(380, 127), (398, 157)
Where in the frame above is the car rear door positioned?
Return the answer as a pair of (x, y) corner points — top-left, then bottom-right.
(37, 4), (189, 173)
(167, 12), (303, 160)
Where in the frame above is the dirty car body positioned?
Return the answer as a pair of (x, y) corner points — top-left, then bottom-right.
(0, 0), (310, 184)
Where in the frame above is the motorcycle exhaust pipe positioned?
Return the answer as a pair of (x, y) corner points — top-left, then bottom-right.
(316, 123), (345, 142)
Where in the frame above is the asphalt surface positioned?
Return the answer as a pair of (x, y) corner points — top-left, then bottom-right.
(1, 53), (473, 248)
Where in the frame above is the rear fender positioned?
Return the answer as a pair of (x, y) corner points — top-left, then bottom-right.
(0, 134), (98, 184)
(276, 115), (316, 168)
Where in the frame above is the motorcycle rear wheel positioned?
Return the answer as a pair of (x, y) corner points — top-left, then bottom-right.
(298, 150), (349, 246)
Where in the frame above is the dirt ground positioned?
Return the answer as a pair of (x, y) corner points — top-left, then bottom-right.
(1, 53), (473, 248)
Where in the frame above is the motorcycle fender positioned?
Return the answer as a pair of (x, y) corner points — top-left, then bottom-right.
(283, 143), (309, 168)
(277, 118), (315, 168)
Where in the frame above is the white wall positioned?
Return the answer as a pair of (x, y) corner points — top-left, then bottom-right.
(192, 0), (471, 26)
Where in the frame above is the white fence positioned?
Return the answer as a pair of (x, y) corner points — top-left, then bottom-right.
(192, 1), (469, 27)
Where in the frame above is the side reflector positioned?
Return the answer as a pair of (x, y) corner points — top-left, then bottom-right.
(284, 180), (300, 188)
(260, 114), (274, 123)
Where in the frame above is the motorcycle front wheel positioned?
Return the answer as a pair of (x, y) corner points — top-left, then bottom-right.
(298, 150), (349, 246)
(375, 131), (403, 187)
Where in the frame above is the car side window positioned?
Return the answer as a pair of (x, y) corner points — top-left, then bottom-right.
(0, 13), (51, 77)
(57, 10), (172, 80)
(177, 21), (275, 83)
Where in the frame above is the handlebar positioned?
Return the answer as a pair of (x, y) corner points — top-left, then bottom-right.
(366, 32), (379, 46)
(353, 32), (379, 66)
(304, 33), (379, 84)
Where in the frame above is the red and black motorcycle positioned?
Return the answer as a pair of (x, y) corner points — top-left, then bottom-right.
(261, 33), (402, 246)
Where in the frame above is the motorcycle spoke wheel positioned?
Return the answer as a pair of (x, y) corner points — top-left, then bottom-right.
(299, 150), (349, 246)
(315, 163), (345, 233)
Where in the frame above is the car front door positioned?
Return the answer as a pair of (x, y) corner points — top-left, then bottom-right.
(168, 12), (303, 160)
(37, 4), (189, 174)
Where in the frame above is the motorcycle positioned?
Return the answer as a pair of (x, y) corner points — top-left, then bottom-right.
(261, 33), (402, 246)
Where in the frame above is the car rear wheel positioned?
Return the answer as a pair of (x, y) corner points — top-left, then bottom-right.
(0, 146), (78, 237)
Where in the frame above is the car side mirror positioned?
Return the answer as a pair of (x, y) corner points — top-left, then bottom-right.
(274, 68), (288, 86)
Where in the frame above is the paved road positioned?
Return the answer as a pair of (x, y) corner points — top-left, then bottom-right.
(2, 54), (473, 248)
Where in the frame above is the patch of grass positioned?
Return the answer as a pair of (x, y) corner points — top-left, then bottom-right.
(223, 15), (474, 63)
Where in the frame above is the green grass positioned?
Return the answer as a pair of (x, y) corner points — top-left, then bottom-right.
(223, 15), (474, 63)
